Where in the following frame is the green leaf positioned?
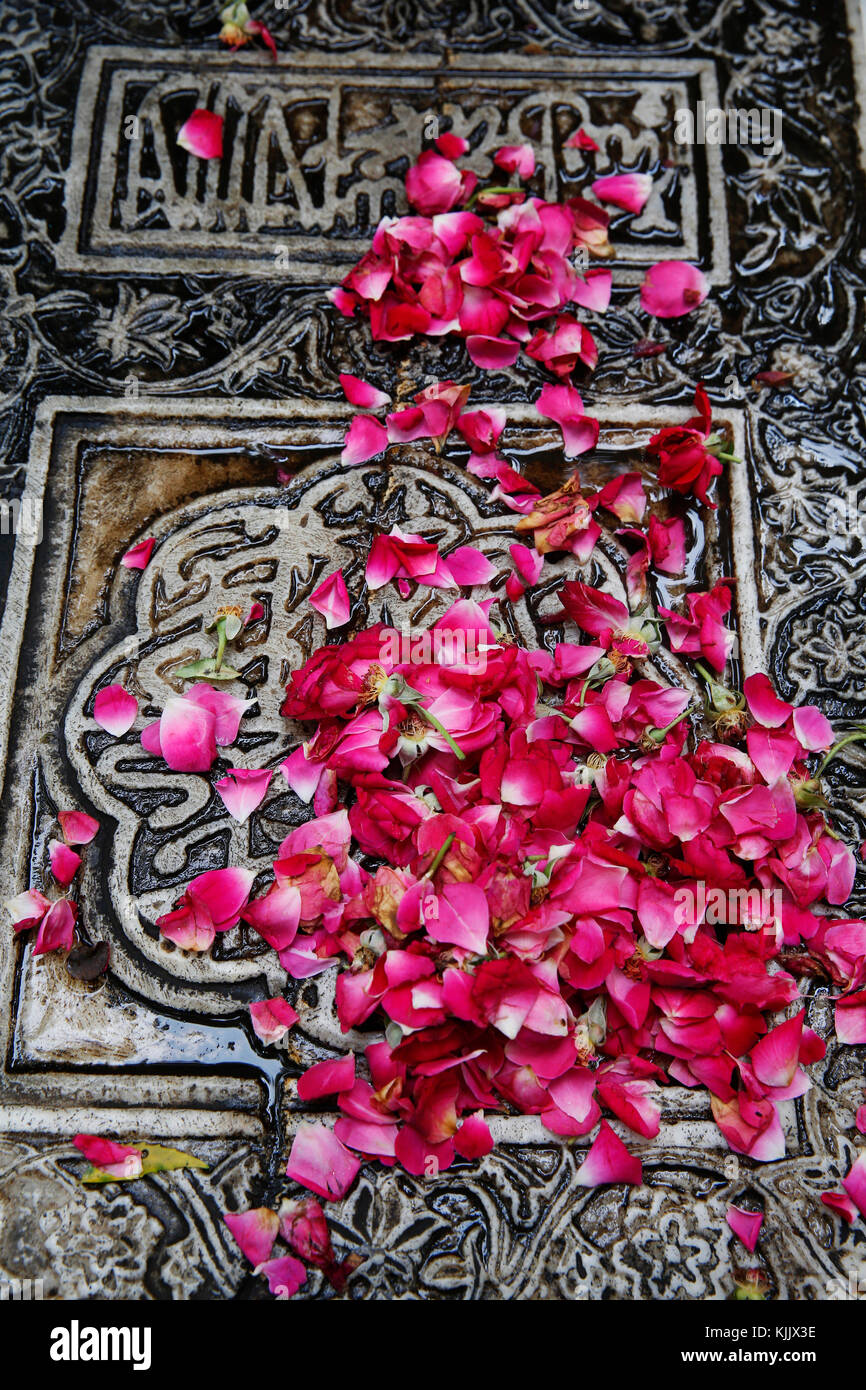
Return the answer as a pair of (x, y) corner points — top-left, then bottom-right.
(174, 658), (217, 677)
(80, 1143), (209, 1184)
(204, 665), (242, 682)
(174, 659), (242, 682)
(140, 1144), (209, 1176)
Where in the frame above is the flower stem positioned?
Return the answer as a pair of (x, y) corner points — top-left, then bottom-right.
(466, 185), (523, 209)
(647, 706), (694, 743)
(214, 622), (227, 673)
(419, 706), (467, 761)
(423, 832), (456, 880)
(816, 728), (866, 777)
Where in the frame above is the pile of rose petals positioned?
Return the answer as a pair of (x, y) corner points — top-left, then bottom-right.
(211, 535), (866, 1286)
(329, 134), (708, 380)
(10, 130), (865, 1301)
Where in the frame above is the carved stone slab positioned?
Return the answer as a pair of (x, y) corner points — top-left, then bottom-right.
(59, 48), (730, 282)
(1, 0), (865, 1301)
(0, 395), (862, 1300)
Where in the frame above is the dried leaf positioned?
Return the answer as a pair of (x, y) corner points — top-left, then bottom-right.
(66, 941), (110, 980)
(81, 1143), (208, 1183)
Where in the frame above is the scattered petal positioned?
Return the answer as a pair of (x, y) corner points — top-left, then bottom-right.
(726, 1204), (764, 1251)
(93, 684), (138, 736)
(121, 538), (155, 570)
(177, 109), (224, 160)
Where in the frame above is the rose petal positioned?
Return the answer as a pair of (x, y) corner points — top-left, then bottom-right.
(726, 1204), (764, 1251)
(177, 109), (224, 160)
(158, 697), (218, 772)
(33, 899), (77, 954)
(297, 1054), (356, 1101)
(310, 569), (351, 629)
(224, 1207), (279, 1266)
(57, 811), (100, 845)
(5, 888), (51, 932)
(465, 335), (520, 370)
(338, 373), (390, 410)
(444, 545), (497, 587)
(493, 143), (535, 180)
(257, 1255), (307, 1299)
(286, 1122), (361, 1201)
(74, 1134), (143, 1179)
(454, 1112), (494, 1159)
(575, 1120), (642, 1187)
(842, 1151), (866, 1219)
(820, 1190), (859, 1223)
(93, 684), (138, 736)
(121, 538), (155, 570)
(214, 768), (273, 823)
(249, 997), (299, 1044)
(592, 173), (652, 214)
(640, 260), (709, 318)
(341, 414), (389, 467)
(48, 840), (82, 888)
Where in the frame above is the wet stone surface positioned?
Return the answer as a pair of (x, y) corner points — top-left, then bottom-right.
(0, 0), (864, 1299)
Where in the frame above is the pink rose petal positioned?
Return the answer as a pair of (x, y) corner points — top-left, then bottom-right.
(48, 840), (82, 888)
(249, 997), (299, 1043)
(310, 569), (351, 629)
(465, 335), (520, 370)
(58, 811), (100, 845)
(509, 542), (543, 587)
(243, 884), (302, 952)
(297, 1054), (356, 1101)
(214, 768), (273, 823)
(444, 545), (497, 587)
(835, 990), (866, 1044)
(575, 1120), (642, 1187)
(592, 173), (652, 214)
(535, 383), (598, 458)
(341, 414), (389, 467)
(820, 1190), (858, 1223)
(842, 1151), (866, 1219)
(286, 1121), (361, 1201)
(5, 888), (51, 932)
(454, 1112), (494, 1159)
(566, 128), (599, 152)
(183, 684), (252, 745)
(121, 538), (155, 570)
(435, 132), (469, 159)
(258, 1255), (307, 1298)
(157, 906), (215, 953)
(792, 705), (833, 751)
(640, 260), (709, 318)
(750, 1011), (804, 1089)
(177, 109), (224, 160)
(647, 515), (686, 574)
(726, 1204), (764, 1251)
(493, 143), (535, 180)
(224, 1207), (279, 1266)
(93, 684), (138, 736)
(571, 267), (612, 313)
(74, 1134), (143, 1179)
(33, 899), (77, 954)
(339, 373), (390, 410)
(158, 696), (218, 772)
